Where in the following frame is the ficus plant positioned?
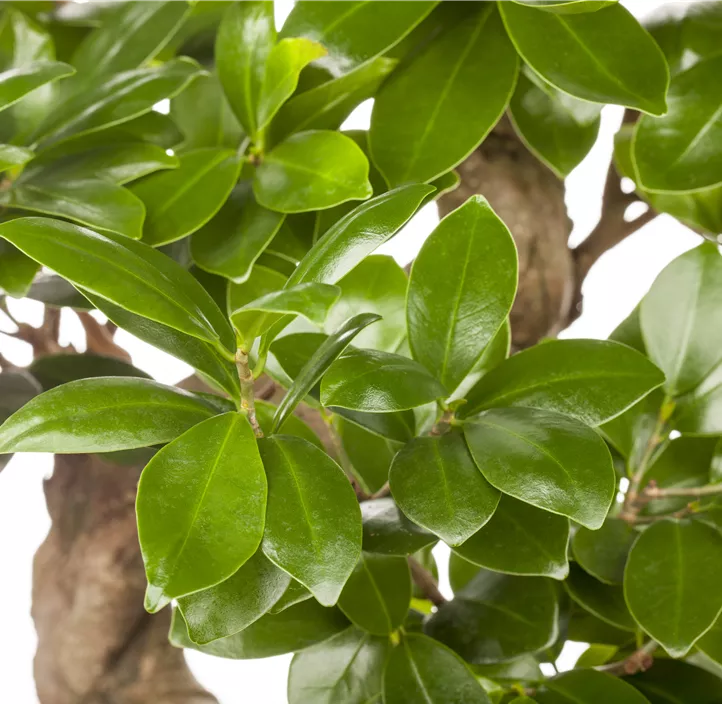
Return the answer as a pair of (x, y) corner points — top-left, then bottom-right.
(1, 1), (722, 703)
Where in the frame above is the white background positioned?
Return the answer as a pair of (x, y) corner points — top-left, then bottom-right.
(0, 1), (702, 701)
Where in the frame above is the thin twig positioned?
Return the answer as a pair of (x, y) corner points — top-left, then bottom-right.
(408, 556), (446, 607)
(644, 483), (722, 499)
(236, 349), (262, 437)
(597, 641), (657, 676)
(369, 481), (391, 500)
(78, 312), (130, 361)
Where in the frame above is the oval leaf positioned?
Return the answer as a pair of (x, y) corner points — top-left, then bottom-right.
(0, 61), (74, 112)
(571, 517), (636, 585)
(535, 669), (651, 704)
(361, 498), (436, 556)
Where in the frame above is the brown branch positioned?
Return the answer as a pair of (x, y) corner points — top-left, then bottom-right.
(644, 483), (722, 499)
(408, 556), (446, 607)
(597, 641), (657, 676)
(78, 312), (130, 361)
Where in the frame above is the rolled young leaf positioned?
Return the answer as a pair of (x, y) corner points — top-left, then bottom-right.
(137, 412), (267, 611)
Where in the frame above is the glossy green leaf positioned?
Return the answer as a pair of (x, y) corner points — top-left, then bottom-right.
(258, 435), (362, 606)
(640, 243), (722, 396)
(535, 669), (650, 704)
(673, 364), (722, 435)
(361, 498), (436, 556)
(0, 144), (34, 171)
(454, 494), (570, 580)
(337, 417), (394, 494)
(28, 353), (150, 390)
(564, 564), (635, 631)
(633, 55), (722, 193)
(271, 313), (380, 432)
(337, 552), (411, 635)
(0, 217), (235, 354)
(629, 659), (722, 704)
(370, 5), (517, 186)
(228, 264), (288, 315)
(572, 518), (636, 585)
(500, 2), (668, 115)
(191, 182), (285, 283)
(624, 519), (722, 657)
(448, 552), (480, 594)
(138, 412), (266, 611)
(254, 400), (321, 449)
(407, 196), (518, 392)
(389, 432), (500, 546)
(288, 626), (388, 704)
(170, 599), (349, 659)
(0, 61), (74, 113)
(177, 550), (290, 644)
(253, 130), (372, 213)
(509, 69), (601, 178)
(425, 570), (558, 663)
(0, 377), (217, 454)
(463, 407), (615, 530)
(321, 348), (447, 413)
(513, 0), (618, 12)
(461, 339), (664, 425)
(133, 148), (241, 246)
(0, 370), (41, 471)
(337, 407), (416, 444)
(281, 1), (436, 78)
(269, 578), (312, 614)
(0, 241), (39, 297)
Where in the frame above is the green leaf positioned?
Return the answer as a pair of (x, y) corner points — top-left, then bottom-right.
(254, 400), (322, 449)
(231, 283), (340, 349)
(624, 519), (722, 657)
(28, 353), (150, 390)
(463, 407), (615, 530)
(337, 552), (411, 635)
(170, 599), (349, 659)
(389, 431), (500, 546)
(633, 55), (722, 193)
(191, 182), (285, 282)
(509, 69), (602, 178)
(453, 494), (570, 580)
(271, 312), (380, 433)
(461, 339), (664, 425)
(0, 217), (235, 355)
(138, 412), (266, 611)
(269, 578), (313, 614)
(0, 377), (217, 454)
(338, 407), (416, 444)
(215, 0), (275, 140)
(281, 1), (437, 78)
(640, 243), (722, 396)
(535, 669), (650, 704)
(699, 617), (722, 665)
(30, 58), (202, 150)
(572, 518), (636, 585)
(383, 633), (491, 704)
(132, 148), (242, 246)
(0, 241), (39, 297)
(361, 498), (436, 556)
(0, 144), (34, 171)
(0, 61), (74, 112)
(288, 626), (388, 704)
(513, 0), (618, 12)
(425, 570), (558, 664)
(407, 196), (518, 392)
(258, 435), (362, 606)
(337, 416), (394, 493)
(253, 130), (372, 214)
(448, 552), (480, 594)
(674, 365), (722, 435)
(321, 348), (447, 413)
(564, 564), (635, 632)
(177, 550), (290, 644)
(370, 5), (517, 186)
(0, 370), (41, 471)
(499, 2), (668, 115)
(629, 659), (722, 704)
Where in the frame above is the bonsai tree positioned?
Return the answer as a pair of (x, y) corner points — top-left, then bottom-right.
(1, 1), (722, 702)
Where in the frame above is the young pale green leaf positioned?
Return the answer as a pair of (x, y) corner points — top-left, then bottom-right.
(509, 70), (602, 178)
(138, 413), (266, 611)
(370, 5), (518, 186)
(0, 377), (216, 454)
(463, 407), (615, 530)
(191, 183), (285, 283)
(499, 2), (668, 115)
(271, 313), (380, 432)
(572, 518), (636, 585)
(170, 599), (349, 659)
(253, 130), (372, 213)
(0, 241), (40, 298)
(177, 550), (291, 644)
(0, 217), (235, 354)
(461, 339), (664, 425)
(337, 552), (411, 635)
(389, 432), (500, 546)
(425, 570), (558, 664)
(407, 196), (517, 392)
(633, 55), (722, 193)
(0, 61), (74, 113)
(383, 633), (491, 704)
(361, 498), (436, 556)
(0, 144), (34, 171)
(454, 494), (570, 580)
(258, 435), (362, 606)
(535, 669), (650, 704)
(641, 242), (722, 396)
(565, 564), (635, 632)
(28, 353), (150, 390)
(281, 1), (436, 78)
(216, 1), (275, 140)
(625, 519), (722, 657)
(288, 626), (388, 704)
(132, 148), (242, 246)
(231, 283), (340, 349)
(321, 349), (447, 413)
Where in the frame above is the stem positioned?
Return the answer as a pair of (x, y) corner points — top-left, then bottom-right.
(645, 483), (722, 499)
(236, 349), (262, 438)
(597, 641), (657, 676)
(408, 557), (446, 607)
